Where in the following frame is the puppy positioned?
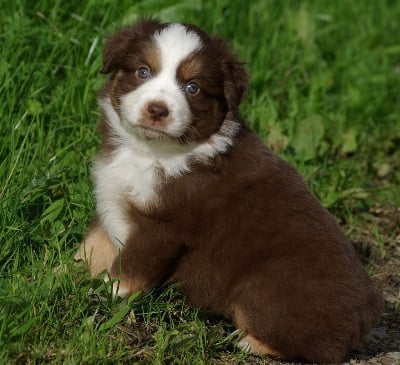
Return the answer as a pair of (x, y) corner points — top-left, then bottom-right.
(75, 19), (383, 364)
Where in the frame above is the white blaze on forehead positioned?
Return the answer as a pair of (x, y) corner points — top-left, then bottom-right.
(154, 23), (203, 71)
(119, 23), (203, 138)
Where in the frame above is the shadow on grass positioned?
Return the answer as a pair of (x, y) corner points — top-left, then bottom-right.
(351, 302), (400, 360)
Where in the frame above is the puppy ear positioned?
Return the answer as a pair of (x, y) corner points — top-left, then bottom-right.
(101, 28), (132, 74)
(101, 18), (162, 74)
(222, 54), (249, 111)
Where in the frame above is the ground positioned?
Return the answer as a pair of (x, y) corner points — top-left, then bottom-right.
(346, 205), (400, 365)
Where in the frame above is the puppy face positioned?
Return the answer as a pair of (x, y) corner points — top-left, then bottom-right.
(100, 19), (248, 144)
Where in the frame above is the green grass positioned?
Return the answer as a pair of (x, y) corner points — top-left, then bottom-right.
(1, 0), (399, 363)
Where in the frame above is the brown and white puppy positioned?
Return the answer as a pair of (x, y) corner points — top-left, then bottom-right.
(75, 19), (383, 364)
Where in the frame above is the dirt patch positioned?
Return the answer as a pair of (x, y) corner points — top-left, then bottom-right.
(347, 204), (400, 365)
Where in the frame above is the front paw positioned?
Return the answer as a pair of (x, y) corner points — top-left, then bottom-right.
(105, 274), (146, 298)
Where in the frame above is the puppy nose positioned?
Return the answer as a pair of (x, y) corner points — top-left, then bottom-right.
(147, 102), (169, 121)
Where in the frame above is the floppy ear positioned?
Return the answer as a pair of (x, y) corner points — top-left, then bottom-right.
(101, 28), (133, 74)
(222, 53), (249, 111)
(101, 18), (162, 74)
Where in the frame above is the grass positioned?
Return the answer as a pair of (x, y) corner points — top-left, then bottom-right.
(1, 0), (399, 363)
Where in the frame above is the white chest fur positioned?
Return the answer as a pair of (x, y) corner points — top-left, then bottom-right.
(93, 146), (159, 246)
(94, 99), (240, 247)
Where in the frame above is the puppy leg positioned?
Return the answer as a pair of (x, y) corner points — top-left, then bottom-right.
(237, 334), (283, 358)
(75, 222), (120, 277)
(77, 219), (186, 298)
(108, 233), (186, 298)
(75, 224), (144, 298)
(234, 307), (285, 359)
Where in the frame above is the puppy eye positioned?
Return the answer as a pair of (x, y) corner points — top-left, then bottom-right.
(185, 81), (200, 95)
(136, 66), (151, 79)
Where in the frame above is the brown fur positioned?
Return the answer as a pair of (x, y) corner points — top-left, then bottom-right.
(77, 19), (383, 364)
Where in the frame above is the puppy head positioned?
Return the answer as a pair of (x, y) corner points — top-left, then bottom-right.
(100, 19), (248, 144)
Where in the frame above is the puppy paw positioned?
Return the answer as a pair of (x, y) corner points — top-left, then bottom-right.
(237, 335), (252, 353)
(110, 277), (132, 298)
(237, 334), (283, 359)
(103, 274), (144, 299)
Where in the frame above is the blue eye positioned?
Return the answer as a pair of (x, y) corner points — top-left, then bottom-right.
(185, 81), (199, 95)
(137, 66), (150, 79)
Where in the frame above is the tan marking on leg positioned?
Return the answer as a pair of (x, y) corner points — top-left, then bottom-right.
(233, 306), (250, 332)
(234, 306), (285, 359)
(237, 334), (284, 358)
(76, 224), (147, 298)
(75, 225), (119, 277)
(108, 264), (148, 298)
(109, 276), (145, 298)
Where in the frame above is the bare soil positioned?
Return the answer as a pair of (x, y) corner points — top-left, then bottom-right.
(346, 204), (400, 365)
